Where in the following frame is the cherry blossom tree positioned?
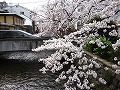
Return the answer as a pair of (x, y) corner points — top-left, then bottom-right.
(37, 0), (120, 38)
(38, 0), (84, 37)
(33, 0), (120, 89)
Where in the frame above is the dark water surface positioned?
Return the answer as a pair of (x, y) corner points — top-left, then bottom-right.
(0, 59), (64, 90)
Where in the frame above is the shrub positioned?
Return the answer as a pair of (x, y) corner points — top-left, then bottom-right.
(84, 36), (114, 60)
(97, 20), (118, 43)
(87, 15), (119, 43)
(85, 15), (119, 61)
(86, 15), (102, 24)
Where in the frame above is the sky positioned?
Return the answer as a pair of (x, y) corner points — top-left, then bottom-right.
(2, 0), (49, 10)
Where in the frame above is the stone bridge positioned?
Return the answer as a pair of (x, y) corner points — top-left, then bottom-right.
(0, 38), (44, 52)
(0, 38), (56, 62)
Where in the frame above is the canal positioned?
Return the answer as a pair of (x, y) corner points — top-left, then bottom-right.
(0, 59), (64, 90)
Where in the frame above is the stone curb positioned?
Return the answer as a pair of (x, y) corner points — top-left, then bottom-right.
(84, 51), (120, 70)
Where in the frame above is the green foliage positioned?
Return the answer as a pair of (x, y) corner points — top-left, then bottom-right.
(87, 15), (118, 43)
(85, 15), (119, 61)
(97, 20), (118, 44)
(91, 69), (116, 90)
(84, 37), (114, 60)
(101, 70), (115, 86)
(113, 47), (120, 63)
(86, 15), (102, 24)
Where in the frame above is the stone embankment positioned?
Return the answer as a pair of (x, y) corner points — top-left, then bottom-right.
(85, 51), (120, 90)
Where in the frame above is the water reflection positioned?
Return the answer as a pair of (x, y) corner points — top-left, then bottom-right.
(0, 60), (64, 90)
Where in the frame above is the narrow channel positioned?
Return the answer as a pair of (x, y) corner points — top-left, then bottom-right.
(0, 59), (64, 90)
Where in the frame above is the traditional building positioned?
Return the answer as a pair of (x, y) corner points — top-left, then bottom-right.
(0, 13), (25, 30)
(2, 4), (37, 33)
(0, 1), (38, 33)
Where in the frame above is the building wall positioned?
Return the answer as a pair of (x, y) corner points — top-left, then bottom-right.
(0, 25), (15, 30)
(0, 15), (24, 25)
(0, 16), (5, 22)
(6, 16), (13, 24)
(14, 16), (24, 26)
(9, 26), (15, 30)
(0, 14), (24, 30)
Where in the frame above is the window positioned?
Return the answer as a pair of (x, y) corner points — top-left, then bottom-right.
(20, 12), (24, 15)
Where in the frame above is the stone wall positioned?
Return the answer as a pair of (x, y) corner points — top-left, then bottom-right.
(0, 40), (43, 52)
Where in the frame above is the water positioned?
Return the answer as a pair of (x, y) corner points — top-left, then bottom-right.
(0, 60), (64, 90)
(0, 50), (56, 62)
